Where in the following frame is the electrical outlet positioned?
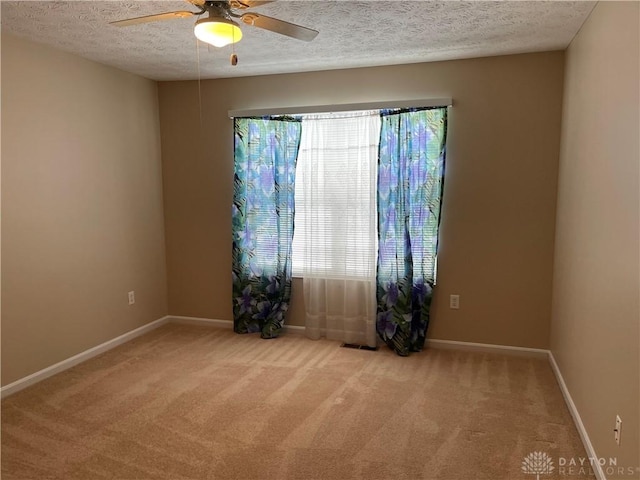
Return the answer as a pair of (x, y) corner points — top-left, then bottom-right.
(449, 294), (460, 309)
(128, 291), (135, 305)
(614, 415), (622, 445)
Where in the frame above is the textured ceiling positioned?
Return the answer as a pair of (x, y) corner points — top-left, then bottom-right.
(1, 1), (595, 81)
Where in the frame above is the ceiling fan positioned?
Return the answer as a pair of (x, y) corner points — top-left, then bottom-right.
(111, 0), (319, 48)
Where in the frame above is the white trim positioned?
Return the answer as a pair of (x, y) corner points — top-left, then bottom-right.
(427, 338), (604, 478)
(0, 315), (304, 398)
(228, 98), (453, 118)
(0, 316), (170, 398)
(0, 311), (602, 479)
(169, 315), (234, 329)
(167, 315), (306, 334)
(548, 352), (606, 480)
(426, 338), (549, 359)
(282, 324), (306, 334)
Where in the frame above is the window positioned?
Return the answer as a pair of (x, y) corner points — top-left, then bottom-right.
(291, 111), (381, 279)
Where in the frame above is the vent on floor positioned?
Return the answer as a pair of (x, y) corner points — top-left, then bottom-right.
(341, 343), (379, 351)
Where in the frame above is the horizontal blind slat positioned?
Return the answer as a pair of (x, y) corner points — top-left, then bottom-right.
(292, 113), (380, 278)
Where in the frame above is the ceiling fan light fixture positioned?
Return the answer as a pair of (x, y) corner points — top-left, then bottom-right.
(194, 16), (243, 48)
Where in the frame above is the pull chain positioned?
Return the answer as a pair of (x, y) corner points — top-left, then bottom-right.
(230, 26), (238, 66)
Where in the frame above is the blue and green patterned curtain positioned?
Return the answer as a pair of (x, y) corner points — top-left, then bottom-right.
(376, 108), (447, 355)
(232, 117), (302, 338)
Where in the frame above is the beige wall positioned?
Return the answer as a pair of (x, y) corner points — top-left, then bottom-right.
(159, 51), (565, 349)
(1, 34), (168, 386)
(550, 2), (640, 476)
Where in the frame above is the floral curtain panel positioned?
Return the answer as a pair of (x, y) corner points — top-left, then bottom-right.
(232, 117), (302, 338)
(376, 108), (448, 355)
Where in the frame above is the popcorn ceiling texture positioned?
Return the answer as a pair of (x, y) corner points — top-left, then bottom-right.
(1, 1), (594, 80)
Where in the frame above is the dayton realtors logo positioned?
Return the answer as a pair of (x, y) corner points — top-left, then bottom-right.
(557, 456), (639, 477)
(522, 452), (640, 478)
(522, 451), (555, 480)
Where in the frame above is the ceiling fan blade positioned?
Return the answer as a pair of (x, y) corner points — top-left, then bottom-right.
(240, 13), (318, 41)
(230, 1), (274, 8)
(110, 11), (196, 27)
(184, 0), (206, 6)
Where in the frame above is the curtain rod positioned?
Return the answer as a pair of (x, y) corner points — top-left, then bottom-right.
(228, 98), (452, 118)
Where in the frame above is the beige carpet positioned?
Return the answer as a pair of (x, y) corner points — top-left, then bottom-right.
(2, 323), (593, 479)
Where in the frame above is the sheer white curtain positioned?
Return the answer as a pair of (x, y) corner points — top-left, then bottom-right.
(292, 111), (381, 347)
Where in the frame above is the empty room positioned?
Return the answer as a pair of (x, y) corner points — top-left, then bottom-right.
(1, 1), (638, 479)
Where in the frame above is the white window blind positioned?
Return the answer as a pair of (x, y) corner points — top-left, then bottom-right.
(292, 111), (381, 279)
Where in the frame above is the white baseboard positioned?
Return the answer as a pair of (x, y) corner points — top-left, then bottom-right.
(429, 340), (603, 479)
(0, 312), (600, 479)
(548, 352), (605, 480)
(167, 315), (306, 334)
(426, 338), (549, 359)
(1, 316), (170, 399)
(169, 315), (234, 329)
(1, 315), (305, 398)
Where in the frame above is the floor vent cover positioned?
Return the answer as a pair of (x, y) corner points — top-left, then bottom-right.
(341, 343), (379, 351)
